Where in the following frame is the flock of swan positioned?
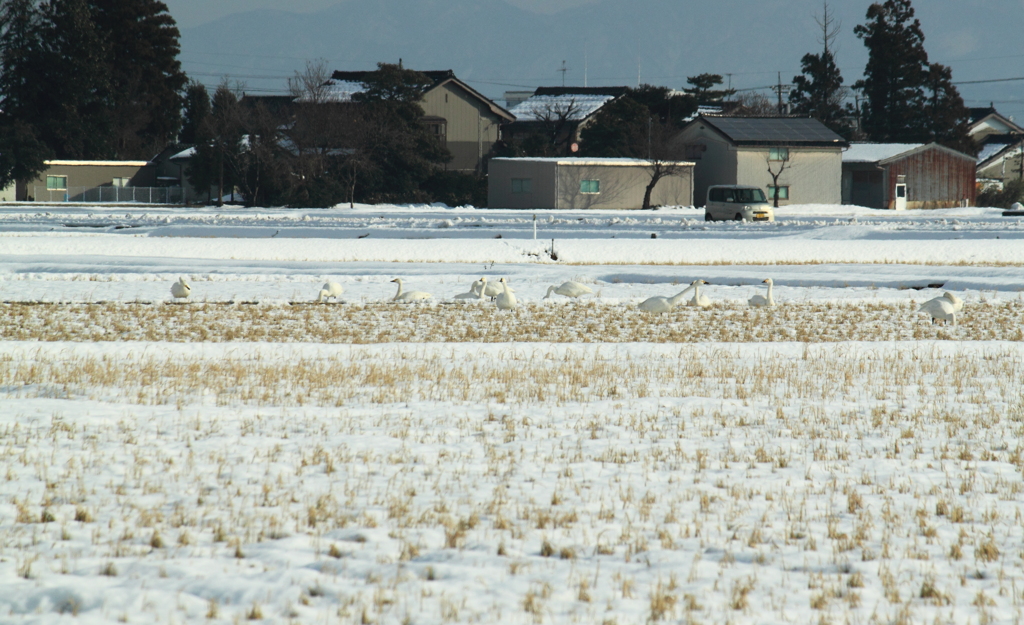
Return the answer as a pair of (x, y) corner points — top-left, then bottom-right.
(169, 275), (963, 325)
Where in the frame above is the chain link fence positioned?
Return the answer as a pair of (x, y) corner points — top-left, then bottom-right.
(32, 186), (184, 204)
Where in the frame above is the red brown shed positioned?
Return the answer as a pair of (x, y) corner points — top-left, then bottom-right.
(842, 143), (977, 209)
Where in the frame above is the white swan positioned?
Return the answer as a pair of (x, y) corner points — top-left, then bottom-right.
(317, 281), (343, 302)
(544, 281), (593, 299)
(170, 277), (191, 300)
(940, 291), (963, 312)
(496, 277), (517, 310)
(748, 278), (775, 307)
(638, 281), (700, 314)
(453, 278), (486, 301)
(481, 277), (510, 301)
(919, 296), (957, 325)
(687, 279), (712, 307)
(391, 278), (432, 303)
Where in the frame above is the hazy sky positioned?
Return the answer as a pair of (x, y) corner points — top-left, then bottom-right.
(164, 0), (589, 28)
(165, 0), (1024, 123)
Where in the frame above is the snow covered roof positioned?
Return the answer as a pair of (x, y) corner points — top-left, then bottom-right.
(170, 147), (196, 161)
(509, 94), (616, 122)
(294, 80), (365, 103)
(842, 143), (924, 163)
(44, 160), (151, 167)
(977, 141), (1012, 163)
(491, 157), (693, 167)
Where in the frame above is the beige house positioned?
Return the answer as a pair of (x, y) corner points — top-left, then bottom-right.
(19, 161), (164, 202)
(675, 116), (848, 206)
(488, 157), (694, 210)
(329, 70), (515, 172)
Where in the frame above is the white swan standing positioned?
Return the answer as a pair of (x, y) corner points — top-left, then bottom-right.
(748, 278), (775, 307)
(496, 277), (517, 310)
(391, 278), (432, 303)
(544, 281), (593, 299)
(453, 278), (487, 301)
(317, 281), (344, 302)
(919, 296), (957, 326)
(481, 277), (508, 301)
(638, 280), (701, 314)
(687, 279), (712, 307)
(940, 291), (963, 312)
(170, 277), (191, 300)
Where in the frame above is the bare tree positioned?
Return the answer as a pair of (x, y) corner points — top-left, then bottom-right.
(766, 150), (793, 207)
(732, 92), (780, 117)
(531, 98), (583, 156)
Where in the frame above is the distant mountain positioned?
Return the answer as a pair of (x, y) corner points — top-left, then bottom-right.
(179, 0), (1024, 120)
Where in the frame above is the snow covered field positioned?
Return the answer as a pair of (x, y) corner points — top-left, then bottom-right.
(2, 203), (1024, 624)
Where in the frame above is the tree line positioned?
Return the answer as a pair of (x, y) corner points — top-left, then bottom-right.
(0, 0), (985, 207)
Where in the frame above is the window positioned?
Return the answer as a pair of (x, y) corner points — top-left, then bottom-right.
(684, 143), (705, 160)
(767, 185), (789, 200)
(511, 178), (532, 193)
(46, 175), (67, 190)
(112, 177), (129, 188)
(769, 147), (790, 161)
(580, 179), (600, 194)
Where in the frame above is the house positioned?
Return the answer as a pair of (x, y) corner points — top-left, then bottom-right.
(841, 143), (977, 209)
(327, 69), (515, 173)
(976, 139), (1024, 186)
(17, 160), (181, 203)
(968, 105), (1023, 187)
(675, 115), (848, 206)
(488, 157), (694, 210)
(503, 87), (630, 156)
(0, 179), (15, 202)
(969, 105), (1024, 143)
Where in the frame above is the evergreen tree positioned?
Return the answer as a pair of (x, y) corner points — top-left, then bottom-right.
(854, 0), (972, 152)
(0, 0), (50, 187)
(683, 74), (734, 106)
(923, 62), (974, 155)
(34, 0), (113, 159)
(791, 2), (851, 137)
(350, 63), (451, 202)
(180, 81), (211, 145)
(89, 0), (186, 157)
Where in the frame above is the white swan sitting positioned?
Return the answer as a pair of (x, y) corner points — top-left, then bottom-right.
(638, 280), (700, 314)
(391, 278), (432, 303)
(687, 279), (712, 307)
(170, 277), (191, 300)
(453, 278), (486, 301)
(544, 281), (593, 299)
(317, 281), (344, 302)
(748, 278), (775, 307)
(919, 296), (957, 326)
(496, 277), (517, 310)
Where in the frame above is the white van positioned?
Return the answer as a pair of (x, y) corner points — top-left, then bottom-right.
(704, 185), (774, 222)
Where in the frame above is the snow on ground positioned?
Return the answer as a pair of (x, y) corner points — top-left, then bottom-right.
(1, 203), (1023, 624)
(1, 341), (1024, 624)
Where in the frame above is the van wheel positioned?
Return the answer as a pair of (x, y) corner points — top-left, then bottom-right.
(734, 213), (743, 222)
(705, 212), (713, 222)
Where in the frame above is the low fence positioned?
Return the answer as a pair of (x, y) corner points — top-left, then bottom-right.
(32, 186), (184, 204)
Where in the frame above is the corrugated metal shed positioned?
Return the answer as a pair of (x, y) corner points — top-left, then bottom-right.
(841, 142), (976, 209)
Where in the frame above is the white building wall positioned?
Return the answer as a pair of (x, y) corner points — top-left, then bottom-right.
(735, 148), (841, 205)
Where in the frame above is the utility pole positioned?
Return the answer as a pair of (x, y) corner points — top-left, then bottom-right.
(777, 72), (783, 115)
(558, 60), (569, 87)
